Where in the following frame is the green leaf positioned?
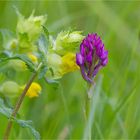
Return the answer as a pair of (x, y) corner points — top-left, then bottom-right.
(38, 65), (48, 79)
(37, 34), (48, 67)
(14, 54), (36, 72)
(0, 98), (12, 118)
(44, 78), (59, 89)
(15, 119), (40, 140)
(0, 29), (15, 50)
(38, 34), (48, 57)
(0, 51), (11, 58)
(42, 25), (49, 40)
(0, 98), (40, 140)
(0, 51), (11, 67)
(45, 78), (59, 84)
(0, 53), (36, 72)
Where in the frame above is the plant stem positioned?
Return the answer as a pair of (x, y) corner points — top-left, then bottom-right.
(3, 72), (37, 140)
(85, 83), (94, 140)
(85, 95), (91, 140)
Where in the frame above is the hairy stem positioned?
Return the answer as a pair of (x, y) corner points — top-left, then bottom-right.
(3, 62), (42, 140)
(3, 72), (38, 140)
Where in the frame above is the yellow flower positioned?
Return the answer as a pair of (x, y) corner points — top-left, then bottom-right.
(61, 52), (79, 75)
(26, 82), (42, 98)
(27, 53), (38, 63)
(46, 52), (79, 80)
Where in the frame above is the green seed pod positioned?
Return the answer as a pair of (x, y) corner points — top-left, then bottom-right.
(0, 81), (22, 97)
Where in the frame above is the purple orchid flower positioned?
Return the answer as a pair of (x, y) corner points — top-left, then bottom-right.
(76, 33), (108, 83)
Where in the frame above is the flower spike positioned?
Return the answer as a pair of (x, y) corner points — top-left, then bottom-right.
(76, 33), (108, 83)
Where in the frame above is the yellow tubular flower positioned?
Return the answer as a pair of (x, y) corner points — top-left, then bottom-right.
(26, 82), (42, 98)
(61, 52), (79, 75)
(27, 53), (38, 63)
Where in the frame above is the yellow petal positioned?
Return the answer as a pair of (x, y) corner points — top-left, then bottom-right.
(28, 53), (38, 63)
(61, 52), (79, 75)
(26, 82), (41, 98)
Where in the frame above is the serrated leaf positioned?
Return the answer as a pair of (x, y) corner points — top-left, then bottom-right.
(15, 119), (40, 140)
(38, 34), (48, 65)
(0, 53), (36, 72)
(44, 78), (59, 89)
(0, 51), (11, 57)
(13, 5), (23, 19)
(0, 51), (11, 66)
(0, 98), (40, 140)
(0, 98), (12, 118)
(38, 65), (48, 79)
(38, 34), (48, 55)
(14, 54), (36, 72)
(45, 79), (59, 84)
(0, 51), (11, 62)
(42, 26), (49, 40)
(0, 29), (15, 50)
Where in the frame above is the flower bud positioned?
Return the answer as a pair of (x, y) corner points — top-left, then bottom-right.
(8, 59), (27, 71)
(0, 81), (22, 97)
(46, 53), (62, 79)
(6, 39), (18, 50)
(54, 31), (84, 55)
(17, 12), (47, 42)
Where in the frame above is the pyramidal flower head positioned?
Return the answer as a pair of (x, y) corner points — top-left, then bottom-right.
(76, 33), (108, 83)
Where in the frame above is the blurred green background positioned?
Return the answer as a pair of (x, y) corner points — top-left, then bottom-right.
(0, 0), (140, 139)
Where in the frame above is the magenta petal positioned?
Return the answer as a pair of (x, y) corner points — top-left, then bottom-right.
(80, 66), (93, 83)
(102, 58), (108, 66)
(76, 33), (108, 82)
(76, 53), (84, 66)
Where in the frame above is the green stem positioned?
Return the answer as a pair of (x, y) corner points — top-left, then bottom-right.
(3, 63), (42, 140)
(85, 95), (91, 140)
(85, 83), (94, 140)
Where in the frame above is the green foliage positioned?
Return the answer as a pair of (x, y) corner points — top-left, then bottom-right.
(55, 30), (84, 55)
(0, 29), (15, 50)
(42, 26), (49, 41)
(0, 98), (40, 139)
(37, 33), (48, 79)
(15, 119), (40, 140)
(0, 98), (12, 118)
(0, 53), (36, 72)
(0, 1), (140, 140)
